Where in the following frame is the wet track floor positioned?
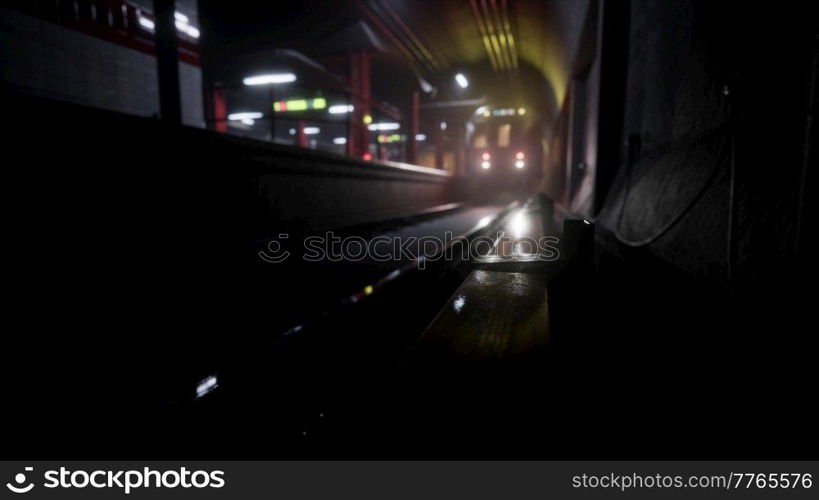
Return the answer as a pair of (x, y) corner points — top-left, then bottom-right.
(248, 203), (510, 337)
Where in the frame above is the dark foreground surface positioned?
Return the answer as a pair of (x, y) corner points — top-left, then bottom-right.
(2, 88), (815, 460)
(4, 191), (815, 459)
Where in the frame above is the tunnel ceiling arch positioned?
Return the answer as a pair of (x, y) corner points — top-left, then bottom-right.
(352, 0), (592, 112)
(201, 0), (591, 121)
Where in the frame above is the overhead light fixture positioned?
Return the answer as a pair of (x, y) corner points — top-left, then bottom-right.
(227, 112), (263, 121)
(329, 104), (354, 114)
(333, 137), (348, 145)
(243, 73), (297, 86)
(173, 11), (200, 39)
(455, 73), (469, 88)
(195, 375), (218, 399)
(138, 16), (155, 31)
(303, 127), (320, 135)
(492, 108), (516, 116)
(415, 134), (427, 141)
(367, 122), (400, 131)
(139, 11), (199, 38)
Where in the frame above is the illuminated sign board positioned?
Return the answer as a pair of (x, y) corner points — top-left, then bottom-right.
(273, 98), (327, 112)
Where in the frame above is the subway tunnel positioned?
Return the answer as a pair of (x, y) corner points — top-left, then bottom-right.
(1, 0), (817, 458)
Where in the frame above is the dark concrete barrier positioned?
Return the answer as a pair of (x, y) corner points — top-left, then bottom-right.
(0, 88), (457, 425)
(2, 89), (454, 240)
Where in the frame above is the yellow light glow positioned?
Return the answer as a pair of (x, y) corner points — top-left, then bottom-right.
(364, 285), (374, 295)
(363, 114), (373, 125)
(312, 97), (327, 110)
(517, 107), (526, 115)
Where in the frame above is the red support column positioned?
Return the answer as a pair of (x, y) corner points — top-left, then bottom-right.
(378, 138), (388, 161)
(435, 123), (444, 169)
(454, 122), (465, 175)
(348, 50), (371, 159)
(297, 120), (308, 148)
(408, 91), (420, 164)
(210, 87), (227, 133)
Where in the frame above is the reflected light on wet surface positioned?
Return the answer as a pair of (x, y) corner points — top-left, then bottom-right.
(510, 210), (530, 238)
(512, 240), (538, 258)
(453, 295), (466, 313)
(476, 215), (494, 229)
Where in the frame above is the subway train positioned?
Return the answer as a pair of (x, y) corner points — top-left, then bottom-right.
(464, 105), (544, 196)
(466, 105), (543, 176)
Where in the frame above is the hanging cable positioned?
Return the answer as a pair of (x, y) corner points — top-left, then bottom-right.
(613, 131), (729, 247)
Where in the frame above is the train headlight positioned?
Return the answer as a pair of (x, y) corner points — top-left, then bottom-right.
(515, 151), (525, 169)
(481, 152), (491, 170)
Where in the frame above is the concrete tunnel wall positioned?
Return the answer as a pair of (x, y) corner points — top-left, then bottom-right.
(546, 0), (817, 295)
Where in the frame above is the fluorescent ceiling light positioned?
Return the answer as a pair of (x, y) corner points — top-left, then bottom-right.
(243, 73), (297, 86)
(455, 73), (469, 88)
(329, 104), (354, 114)
(138, 16), (155, 31)
(367, 122), (400, 131)
(140, 12), (199, 38)
(196, 375), (218, 399)
(228, 112), (263, 121)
